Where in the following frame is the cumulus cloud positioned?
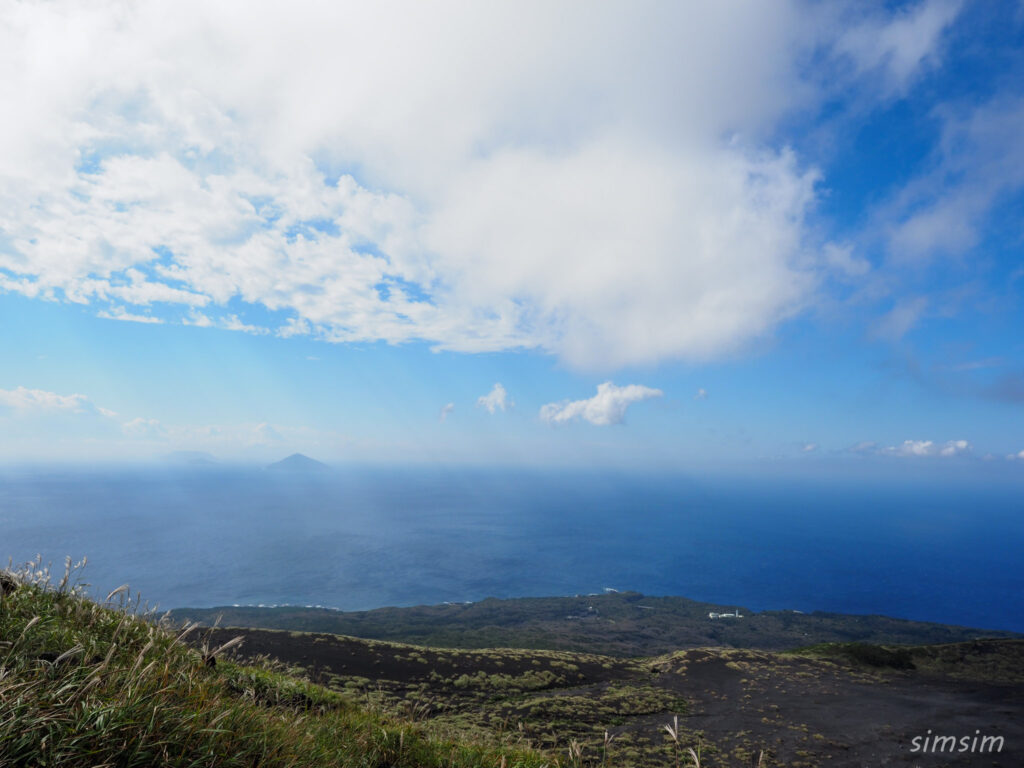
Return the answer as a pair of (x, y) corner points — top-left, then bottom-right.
(477, 383), (510, 414)
(847, 439), (973, 457)
(0, 2), (949, 370)
(1008, 450), (1024, 461)
(0, 386), (98, 414)
(896, 439), (936, 456)
(694, 388), (708, 400)
(222, 316), (270, 336)
(881, 439), (971, 457)
(939, 439), (971, 457)
(251, 422), (284, 445)
(439, 403), (455, 423)
(122, 417), (168, 440)
(540, 382), (662, 426)
(802, 442), (819, 452)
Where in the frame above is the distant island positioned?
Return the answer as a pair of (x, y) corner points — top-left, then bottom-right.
(266, 453), (330, 472)
(170, 590), (1020, 657)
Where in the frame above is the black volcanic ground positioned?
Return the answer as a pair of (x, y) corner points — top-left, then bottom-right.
(179, 593), (1023, 767)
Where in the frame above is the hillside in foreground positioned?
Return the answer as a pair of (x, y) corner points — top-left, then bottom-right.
(4, 563), (1021, 767)
(196, 625), (1023, 768)
(178, 593), (1022, 766)
(0, 561), (547, 768)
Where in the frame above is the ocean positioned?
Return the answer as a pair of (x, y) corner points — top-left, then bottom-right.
(1, 465), (1022, 632)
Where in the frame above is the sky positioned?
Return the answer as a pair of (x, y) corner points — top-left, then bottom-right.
(0, 0), (1023, 470)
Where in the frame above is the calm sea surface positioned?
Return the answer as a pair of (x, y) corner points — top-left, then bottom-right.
(1, 466), (1022, 632)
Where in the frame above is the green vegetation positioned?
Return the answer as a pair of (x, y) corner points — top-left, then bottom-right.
(792, 638), (1024, 682)
(906, 638), (1024, 683)
(790, 642), (916, 670)
(798, 638), (1024, 684)
(0, 559), (551, 768)
(171, 591), (1018, 657)
(4, 561), (1021, 767)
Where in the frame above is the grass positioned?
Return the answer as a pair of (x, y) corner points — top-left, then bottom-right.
(788, 642), (916, 670)
(13, 559), (1011, 767)
(0, 558), (554, 768)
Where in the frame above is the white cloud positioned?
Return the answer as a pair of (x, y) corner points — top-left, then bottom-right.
(424, 141), (819, 367)
(0, 1), (943, 370)
(251, 422), (284, 445)
(0, 386), (95, 414)
(222, 315), (270, 335)
(892, 439), (934, 456)
(939, 439), (970, 457)
(183, 311), (214, 328)
(0, 384), (351, 459)
(872, 297), (928, 341)
(122, 417), (167, 440)
(802, 442), (819, 452)
(0, 386), (123, 452)
(887, 97), (1024, 262)
(96, 307), (165, 324)
(279, 319), (312, 339)
(882, 438), (971, 457)
(439, 403), (455, 423)
(477, 383), (510, 414)
(848, 441), (879, 454)
(835, 0), (963, 96)
(1006, 450), (1024, 461)
(162, 421), (295, 450)
(848, 438), (974, 458)
(540, 382), (662, 426)
(694, 388), (708, 400)
(822, 243), (870, 278)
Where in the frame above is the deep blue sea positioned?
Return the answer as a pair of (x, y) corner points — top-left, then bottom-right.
(1, 465), (1022, 632)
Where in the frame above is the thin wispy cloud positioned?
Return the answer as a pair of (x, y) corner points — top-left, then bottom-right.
(872, 297), (929, 341)
(834, 0), (963, 96)
(96, 308), (164, 325)
(886, 96), (1024, 262)
(0, 386), (108, 416)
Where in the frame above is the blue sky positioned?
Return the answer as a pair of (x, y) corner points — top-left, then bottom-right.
(0, 0), (1022, 469)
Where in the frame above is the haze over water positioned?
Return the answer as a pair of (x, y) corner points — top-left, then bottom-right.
(3, 466), (1021, 633)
